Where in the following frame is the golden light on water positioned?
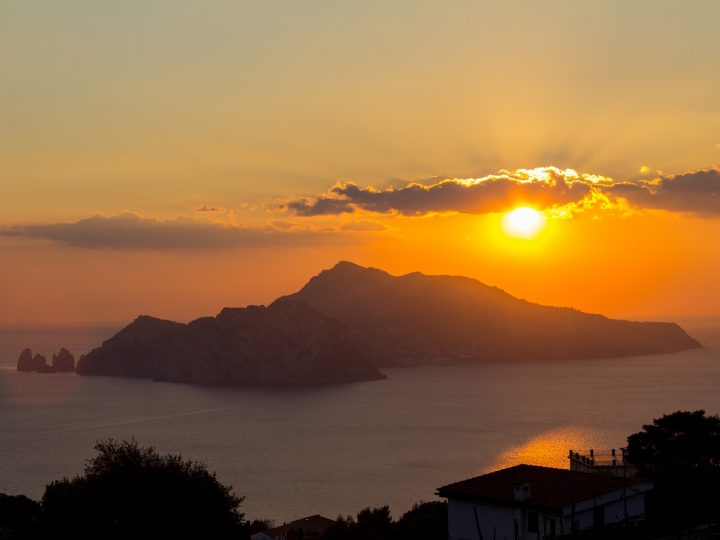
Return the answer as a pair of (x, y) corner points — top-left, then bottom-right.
(487, 427), (595, 472)
(501, 207), (547, 239)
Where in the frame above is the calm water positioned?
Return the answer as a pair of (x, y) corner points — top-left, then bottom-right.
(1, 320), (719, 522)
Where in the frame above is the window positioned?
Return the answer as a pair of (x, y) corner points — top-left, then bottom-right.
(527, 511), (539, 533)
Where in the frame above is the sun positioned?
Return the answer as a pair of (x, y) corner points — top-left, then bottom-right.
(502, 207), (546, 239)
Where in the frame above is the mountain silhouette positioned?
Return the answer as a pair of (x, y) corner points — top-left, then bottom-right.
(74, 262), (701, 383)
(76, 301), (383, 383)
(275, 261), (701, 365)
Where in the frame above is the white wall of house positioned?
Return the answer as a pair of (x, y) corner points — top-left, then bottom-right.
(560, 482), (652, 532)
(449, 499), (519, 540)
(448, 499), (561, 540)
(447, 481), (651, 539)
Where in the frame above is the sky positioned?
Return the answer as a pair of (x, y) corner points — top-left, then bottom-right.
(1, 1), (719, 324)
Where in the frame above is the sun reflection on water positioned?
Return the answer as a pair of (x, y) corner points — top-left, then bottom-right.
(485, 426), (598, 473)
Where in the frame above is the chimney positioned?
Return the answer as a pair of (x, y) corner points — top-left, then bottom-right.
(514, 482), (531, 501)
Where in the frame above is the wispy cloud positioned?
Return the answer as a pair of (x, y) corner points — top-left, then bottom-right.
(284, 167), (720, 218)
(0, 213), (346, 250)
(339, 220), (389, 232)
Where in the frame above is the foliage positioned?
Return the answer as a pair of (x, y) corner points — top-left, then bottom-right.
(354, 505), (392, 539)
(626, 410), (720, 532)
(393, 501), (448, 540)
(626, 409), (720, 469)
(0, 494), (42, 540)
(41, 439), (245, 540)
(248, 519), (275, 535)
(320, 514), (356, 540)
(319, 502), (446, 540)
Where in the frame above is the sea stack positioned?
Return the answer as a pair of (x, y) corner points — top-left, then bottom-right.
(17, 349), (49, 371)
(17, 348), (37, 371)
(32, 353), (50, 372)
(52, 348), (75, 372)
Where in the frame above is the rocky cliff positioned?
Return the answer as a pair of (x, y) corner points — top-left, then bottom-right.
(75, 301), (383, 384)
(275, 261), (702, 365)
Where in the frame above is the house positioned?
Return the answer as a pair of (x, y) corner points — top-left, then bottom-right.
(251, 514), (335, 540)
(437, 464), (652, 540)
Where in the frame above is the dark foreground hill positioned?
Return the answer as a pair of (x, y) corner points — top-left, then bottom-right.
(275, 261), (701, 365)
(76, 301), (383, 384)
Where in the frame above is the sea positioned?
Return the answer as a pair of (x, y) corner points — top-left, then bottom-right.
(1, 319), (719, 522)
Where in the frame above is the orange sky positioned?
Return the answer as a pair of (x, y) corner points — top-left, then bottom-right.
(1, 2), (719, 324)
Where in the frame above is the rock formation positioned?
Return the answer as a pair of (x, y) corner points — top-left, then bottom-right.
(76, 301), (384, 384)
(52, 348), (75, 372)
(16, 349), (51, 372)
(31, 353), (50, 371)
(36, 361), (56, 374)
(17, 348), (76, 373)
(16, 348), (41, 371)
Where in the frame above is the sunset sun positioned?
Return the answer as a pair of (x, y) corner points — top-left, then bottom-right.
(501, 207), (546, 239)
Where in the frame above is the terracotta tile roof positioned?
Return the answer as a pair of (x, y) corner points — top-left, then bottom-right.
(437, 464), (648, 512)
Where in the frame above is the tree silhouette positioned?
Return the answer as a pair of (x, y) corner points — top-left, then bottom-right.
(393, 501), (447, 540)
(626, 410), (720, 469)
(319, 507), (392, 540)
(41, 439), (245, 540)
(0, 494), (42, 540)
(354, 506), (392, 539)
(318, 502), (446, 540)
(626, 410), (720, 532)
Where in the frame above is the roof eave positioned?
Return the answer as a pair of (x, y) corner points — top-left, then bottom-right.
(436, 490), (563, 513)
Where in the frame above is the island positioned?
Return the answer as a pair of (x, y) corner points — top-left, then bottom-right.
(26, 261), (701, 385)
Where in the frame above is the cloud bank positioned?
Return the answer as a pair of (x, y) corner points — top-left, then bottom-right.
(0, 213), (344, 250)
(606, 169), (720, 215)
(285, 167), (720, 217)
(3, 167), (716, 251)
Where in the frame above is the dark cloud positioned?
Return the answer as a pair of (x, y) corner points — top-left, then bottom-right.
(0, 213), (344, 250)
(605, 169), (720, 214)
(286, 197), (355, 216)
(646, 169), (720, 214)
(287, 167), (720, 217)
(603, 182), (654, 205)
(287, 168), (593, 216)
(195, 205), (225, 212)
